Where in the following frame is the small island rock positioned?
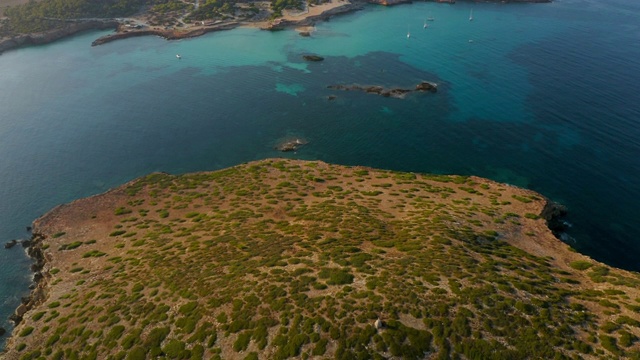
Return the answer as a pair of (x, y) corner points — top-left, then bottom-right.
(275, 138), (308, 152)
(328, 81), (438, 99)
(415, 81), (438, 93)
(4, 239), (18, 249)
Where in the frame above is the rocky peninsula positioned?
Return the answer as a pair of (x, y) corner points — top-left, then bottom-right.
(3, 159), (640, 359)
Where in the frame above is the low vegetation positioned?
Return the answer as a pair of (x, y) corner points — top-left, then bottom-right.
(7, 159), (640, 359)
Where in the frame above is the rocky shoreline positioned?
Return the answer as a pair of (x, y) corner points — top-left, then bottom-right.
(90, 21), (240, 46)
(2, 183), (134, 351)
(3, 231), (50, 354)
(0, 20), (118, 56)
(7, 232), (49, 328)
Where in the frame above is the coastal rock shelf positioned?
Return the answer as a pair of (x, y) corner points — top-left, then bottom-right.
(5, 159), (640, 359)
(91, 22), (240, 46)
(328, 81), (438, 98)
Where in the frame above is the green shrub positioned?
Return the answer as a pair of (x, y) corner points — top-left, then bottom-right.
(512, 195), (532, 203)
(599, 335), (621, 355)
(59, 241), (82, 251)
(19, 327), (34, 337)
(48, 301), (60, 308)
(179, 301), (198, 315)
(125, 347), (147, 360)
(114, 207), (132, 215)
(569, 261), (593, 271)
(319, 268), (354, 285)
(233, 332), (252, 352)
(243, 353), (259, 360)
(163, 339), (186, 358)
(82, 250), (106, 258)
(312, 338), (328, 355)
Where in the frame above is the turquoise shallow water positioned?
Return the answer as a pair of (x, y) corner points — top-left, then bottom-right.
(1, 0), (639, 344)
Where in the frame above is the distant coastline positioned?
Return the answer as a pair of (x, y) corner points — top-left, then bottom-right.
(0, 0), (548, 56)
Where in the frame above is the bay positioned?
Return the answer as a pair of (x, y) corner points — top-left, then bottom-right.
(1, 0), (639, 345)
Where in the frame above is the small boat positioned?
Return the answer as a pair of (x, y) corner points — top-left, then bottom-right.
(469, 9), (473, 21)
(176, 54), (182, 59)
(423, 19), (428, 29)
(427, 16), (435, 21)
(407, 25), (411, 38)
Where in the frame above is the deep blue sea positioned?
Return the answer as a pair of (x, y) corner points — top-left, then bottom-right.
(1, 0), (639, 345)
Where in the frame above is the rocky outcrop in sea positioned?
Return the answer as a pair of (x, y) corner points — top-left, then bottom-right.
(328, 81), (438, 98)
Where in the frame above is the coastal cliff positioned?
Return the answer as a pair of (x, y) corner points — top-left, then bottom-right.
(3, 159), (640, 359)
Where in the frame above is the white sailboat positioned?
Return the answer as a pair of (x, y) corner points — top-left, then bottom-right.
(407, 25), (411, 39)
(423, 19), (428, 29)
(469, 9), (473, 21)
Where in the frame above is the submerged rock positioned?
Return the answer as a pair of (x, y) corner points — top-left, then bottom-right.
(328, 81), (438, 99)
(4, 239), (18, 249)
(275, 138), (308, 152)
(415, 81), (438, 93)
(303, 54), (324, 62)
